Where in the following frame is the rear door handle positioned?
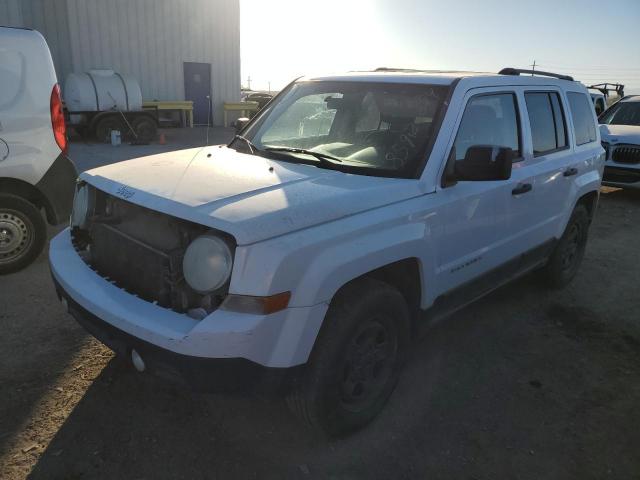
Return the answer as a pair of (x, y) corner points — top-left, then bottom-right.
(563, 167), (578, 177)
(512, 183), (532, 195)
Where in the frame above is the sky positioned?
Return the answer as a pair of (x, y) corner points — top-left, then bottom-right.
(240, 0), (640, 93)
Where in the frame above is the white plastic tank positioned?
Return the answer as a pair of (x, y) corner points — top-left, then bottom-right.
(64, 69), (143, 112)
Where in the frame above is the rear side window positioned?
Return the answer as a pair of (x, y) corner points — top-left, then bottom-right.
(525, 92), (568, 155)
(453, 93), (521, 162)
(567, 92), (597, 145)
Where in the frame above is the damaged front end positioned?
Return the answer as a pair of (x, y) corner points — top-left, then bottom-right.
(70, 182), (233, 316)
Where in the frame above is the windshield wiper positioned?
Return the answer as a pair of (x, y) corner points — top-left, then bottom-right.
(233, 134), (260, 154)
(263, 146), (343, 166)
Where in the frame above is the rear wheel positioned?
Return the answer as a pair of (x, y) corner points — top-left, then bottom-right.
(94, 115), (125, 143)
(131, 115), (157, 142)
(543, 204), (590, 288)
(287, 277), (410, 436)
(0, 194), (46, 274)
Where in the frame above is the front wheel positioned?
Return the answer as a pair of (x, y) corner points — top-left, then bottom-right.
(0, 194), (47, 274)
(543, 204), (590, 288)
(287, 277), (410, 436)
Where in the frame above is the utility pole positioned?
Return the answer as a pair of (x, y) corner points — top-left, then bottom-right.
(247, 76), (252, 90)
(531, 60), (537, 75)
(268, 81), (271, 94)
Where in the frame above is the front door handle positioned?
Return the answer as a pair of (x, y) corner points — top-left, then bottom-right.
(563, 167), (578, 177)
(512, 183), (532, 195)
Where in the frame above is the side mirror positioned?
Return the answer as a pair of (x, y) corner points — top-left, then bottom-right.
(233, 117), (250, 133)
(455, 145), (513, 181)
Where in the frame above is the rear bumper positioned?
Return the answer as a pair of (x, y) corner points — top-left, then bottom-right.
(36, 153), (77, 224)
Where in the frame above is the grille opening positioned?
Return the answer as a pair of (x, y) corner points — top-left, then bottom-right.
(72, 186), (233, 314)
(611, 145), (640, 165)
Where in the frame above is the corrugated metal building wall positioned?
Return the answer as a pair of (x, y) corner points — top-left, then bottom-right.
(0, 0), (23, 26)
(0, 0), (240, 125)
(20, 0), (74, 85)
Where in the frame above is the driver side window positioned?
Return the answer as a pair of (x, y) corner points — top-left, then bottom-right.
(453, 93), (521, 162)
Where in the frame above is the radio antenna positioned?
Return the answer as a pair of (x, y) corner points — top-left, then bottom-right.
(205, 94), (211, 146)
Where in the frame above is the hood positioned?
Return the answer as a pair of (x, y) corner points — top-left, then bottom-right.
(600, 124), (640, 145)
(81, 146), (426, 245)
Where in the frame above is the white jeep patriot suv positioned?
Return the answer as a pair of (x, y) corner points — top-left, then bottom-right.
(50, 68), (604, 435)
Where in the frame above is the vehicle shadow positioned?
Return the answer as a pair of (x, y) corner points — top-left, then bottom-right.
(599, 186), (640, 202)
(27, 272), (640, 479)
(0, 231), (90, 462)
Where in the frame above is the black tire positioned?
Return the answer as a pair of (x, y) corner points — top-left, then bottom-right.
(73, 125), (89, 139)
(287, 277), (410, 436)
(94, 115), (125, 143)
(0, 194), (47, 275)
(131, 115), (157, 142)
(543, 204), (590, 288)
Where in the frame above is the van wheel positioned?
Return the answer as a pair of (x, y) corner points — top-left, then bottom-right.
(543, 205), (590, 288)
(0, 194), (46, 275)
(287, 277), (410, 436)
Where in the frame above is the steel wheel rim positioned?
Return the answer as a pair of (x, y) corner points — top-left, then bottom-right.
(340, 317), (398, 412)
(0, 209), (34, 265)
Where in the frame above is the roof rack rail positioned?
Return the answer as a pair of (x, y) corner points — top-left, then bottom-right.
(374, 67), (426, 73)
(499, 67), (574, 81)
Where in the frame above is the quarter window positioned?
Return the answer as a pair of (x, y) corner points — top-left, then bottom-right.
(567, 92), (597, 145)
(550, 93), (567, 147)
(525, 92), (568, 155)
(453, 93), (521, 162)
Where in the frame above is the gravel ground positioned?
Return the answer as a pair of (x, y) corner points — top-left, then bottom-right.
(0, 147), (639, 479)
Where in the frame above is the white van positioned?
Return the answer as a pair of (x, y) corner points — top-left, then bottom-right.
(0, 26), (77, 274)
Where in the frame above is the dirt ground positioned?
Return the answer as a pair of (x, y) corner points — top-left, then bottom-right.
(1, 187), (639, 479)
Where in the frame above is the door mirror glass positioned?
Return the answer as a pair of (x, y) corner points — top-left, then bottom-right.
(455, 145), (513, 181)
(234, 117), (250, 133)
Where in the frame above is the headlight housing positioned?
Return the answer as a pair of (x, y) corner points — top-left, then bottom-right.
(70, 182), (91, 228)
(182, 234), (233, 293)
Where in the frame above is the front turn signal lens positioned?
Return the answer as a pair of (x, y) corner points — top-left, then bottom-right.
(221, 291), (291, 315)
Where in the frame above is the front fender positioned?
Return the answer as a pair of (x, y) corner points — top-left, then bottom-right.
(294, 223), (427, 307)
(230, 196), (435, 308)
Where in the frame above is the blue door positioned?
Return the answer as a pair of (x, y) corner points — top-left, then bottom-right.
(183, 62), (212, 125)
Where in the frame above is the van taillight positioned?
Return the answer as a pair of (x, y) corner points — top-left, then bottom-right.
(50, 84), (67, 154)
